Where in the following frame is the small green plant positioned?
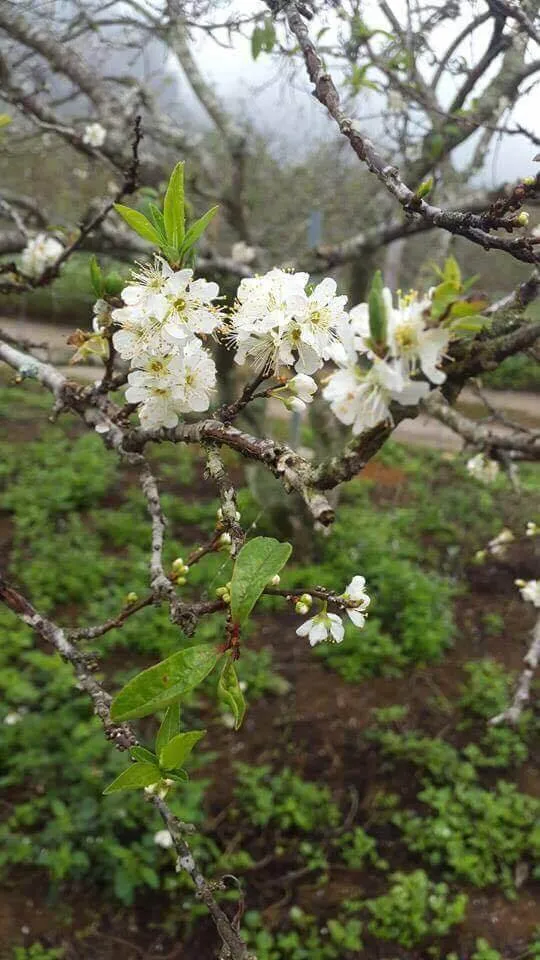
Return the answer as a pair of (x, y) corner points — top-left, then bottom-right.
(234, 765), (341, 832)
(470, 938), (503, 960)
(394, 780), (540, 894)
(242, 907), (363, 959)
(364, 870), (467, 946)
(12, 945), (64, 960)
(458, 659), (513, 722)
(335, 826), (388, 870)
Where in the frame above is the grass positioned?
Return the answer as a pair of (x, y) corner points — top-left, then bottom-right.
(0, 370), (539, 958)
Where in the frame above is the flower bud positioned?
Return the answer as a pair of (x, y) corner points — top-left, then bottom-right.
(295, 601), (309, 615)
(216, 586), (228, 598)
(219, 532), (232, 546)
(175, 576), (186, 586)
(515, 578), (526, 588)
(172, 557), (185, 572)
(269, 574), (281, 586)
(299, 593), (313, 607)
(125, 592), (138, 605)
(517, 211), (529, 227)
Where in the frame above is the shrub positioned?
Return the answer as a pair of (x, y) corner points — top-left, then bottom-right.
(364, 870), (467, 947)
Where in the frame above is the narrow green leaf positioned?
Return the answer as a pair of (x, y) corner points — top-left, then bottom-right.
(147, 202), (167, 242)
(155, 701), (181, 758)
(168, 770), (189, 783)
(218, 658), (246, 730)
(130, 746), (157, 764)
(181, 205), (219, 255)
(230, 537), (292, 627)
(103, 762), (160, 795)
(448, 299), (488, 319)
(89, 256), (103, 297)
(442, 255), (462, 288)
(110, 644), (221, 722)
(163, 161), (185, 248)
(368, 270), (387, 345)
(159, 729), (206, 771)
(449, 314), (489, 333)
(113, 204), (161, 245)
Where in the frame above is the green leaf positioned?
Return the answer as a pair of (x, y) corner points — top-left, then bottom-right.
(0, 114), (12, 129)
(230, 536), (292, 627)
(218, 658), (246, 730)
(181, 205), (219, 255)
(103, 762), (160, 795)
(147, 202), (167, 243)
(414, 177), (434, 201)
(159, 730), (206, 771)
(130, 746), (157, 764)
(168, 769), (189, 783)
(104, 270), (124, 296)
(155, 701), (181, 758)
(448, 298), (488, 319)
(449, 314), (489, 333)
(431, 280), (460, 319)
(368, 269), (387, 345)
(110, 644), (221, 721)
(163, 161), (185, 248)
(251, 18), (276, 59)
(442, 255), (462, 287)
(113, 204), (161, 245)
(89, 256), (103, 297)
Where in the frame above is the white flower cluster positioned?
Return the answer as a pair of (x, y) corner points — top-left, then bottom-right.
(466, 453), (500, 484)
(323, 289), (449, 433)
(21, 233), (63, 279)
(82, 123), (107, 148)
(515, 579), (540, 608)
(107, 262), (449, 432)
(229, 268), (348, 376)
(112, 258), (221, 429)
(296, 575), (370, 646)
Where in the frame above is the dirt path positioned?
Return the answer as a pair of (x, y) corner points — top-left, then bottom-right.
(1, 316), (538, 450)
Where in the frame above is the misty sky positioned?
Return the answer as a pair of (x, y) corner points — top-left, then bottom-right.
(164, 0), (540, 186)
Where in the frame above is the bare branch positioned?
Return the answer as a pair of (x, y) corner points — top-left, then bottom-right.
(491, 616), (540, 725)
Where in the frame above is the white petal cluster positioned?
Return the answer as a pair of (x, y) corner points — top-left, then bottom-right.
(466, 453), (500, 484)
(21, 234), (63, 279)
(229, 269), (348, 376)
(516, 579), (540, 608)
(296, 575), (370, 646)
(111, 257), (220, 428)
(296, 610), (345, 646)
(323, 287), (449, 435)
(341, 575), (371, 627)
(153, 829), (174, 849)
(82, 123), (107, 148)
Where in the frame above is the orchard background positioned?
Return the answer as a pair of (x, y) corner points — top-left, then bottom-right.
(0, 2), (539, 959)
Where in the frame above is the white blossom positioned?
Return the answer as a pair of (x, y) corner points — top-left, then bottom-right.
(174, 338), (217, 412)
(341, 575), (371, 628)
(526, 521), (538, 537)
(323, 358), (429, 434)
(488, 528), (514, 556)
(112, 259), (221, 360)
(125, 352), (185, 429)
(231, 241), (256, 264)
(21, 234), (63, 278)
(92, 299), (111, 334)
(82, 122), (107, 148)
(230, 269), (347, 375)
(387, 290), (449, 385)
(4, 711), (23, 726)
(161, 270), (221, 343)
(516, 579), (540, 607)
(112, 297), (172, 360)
(154, 829), (174, 849)
(466, 453), (500, 484)
(296, 610), (345, 646)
